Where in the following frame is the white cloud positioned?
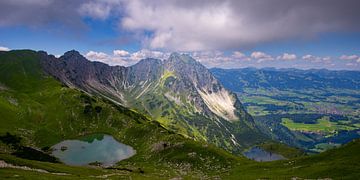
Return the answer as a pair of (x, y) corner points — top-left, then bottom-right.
(277, 53), (297, 61)
(302, 54), (313, 60)
(130, 49), (169, 61)
(302, 54), (333, 63)
(84, 49), (169, 66)
(302, 54), (321, 62)
(82, 49), (359, 70)
(113, 49), (130, 56)
(0, 46), (10, 51)
(121, 0), (236, 51)
(322, 56), (331, 61)
(85, 51), (109, 60)
(232, 51), (246, 59)
(190, 51), (242, 68)
(251, 51), (270, 59)
(346, 63), (355, 66)
(86, 50), (131, 66)
(251, 51), (274, 62)
(339, 54), (358, 60)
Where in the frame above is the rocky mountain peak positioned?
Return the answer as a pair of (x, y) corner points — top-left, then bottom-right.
(134, 58), (163, 67)
(62, 50), (83, 60)
(128, 58), (163, 84)
(167, 52), (197, 65)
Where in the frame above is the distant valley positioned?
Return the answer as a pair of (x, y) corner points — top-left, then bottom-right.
(212, 68), (360, 152)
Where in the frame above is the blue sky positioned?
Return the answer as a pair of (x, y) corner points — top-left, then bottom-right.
(0, 0), (360, 70)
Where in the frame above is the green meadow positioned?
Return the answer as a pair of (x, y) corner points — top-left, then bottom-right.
(281, 117), (357, 134)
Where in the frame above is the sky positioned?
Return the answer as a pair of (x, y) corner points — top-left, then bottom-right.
(0, 0), (360, 70)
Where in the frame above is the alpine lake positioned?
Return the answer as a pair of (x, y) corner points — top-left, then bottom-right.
(51, 134), (136, 167)
(243, 147), (286, 162)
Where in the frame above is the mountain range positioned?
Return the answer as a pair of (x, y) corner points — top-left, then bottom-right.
(39, 50), (265, 153)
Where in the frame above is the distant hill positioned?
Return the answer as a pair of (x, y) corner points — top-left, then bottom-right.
(211, 67), (360, 92)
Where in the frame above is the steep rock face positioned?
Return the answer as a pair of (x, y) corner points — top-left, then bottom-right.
(164, 53), (237, 121)
(40, 50), (128, 103)
(39, 50), (265, 153)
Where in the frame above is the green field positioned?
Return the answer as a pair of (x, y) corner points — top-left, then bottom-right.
(237, 87), (360, 118)
(281, 117), (357, 134)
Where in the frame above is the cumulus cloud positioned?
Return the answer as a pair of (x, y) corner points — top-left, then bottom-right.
(340, 54), (358, 60)
(85, 50), (128, 66)
(302, 54), (321, 62)
(322, 56), (332, 61)
(191, 51), (233, 67)
(302, 55), (313, 60)
(85, 51), (109, 60)
(85, 49), (169, 66)
(0, 46), (10, 51)
(82, 49), (359, 70)
(130, 49), (169, 61)
(251, 51), (274, 62)
(339, 54), (360, 63)
(113, 49), (130, 56)
(277, 53), (297, 61)
(232, 51), (246, 59)
(302, 54), (332, 63)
